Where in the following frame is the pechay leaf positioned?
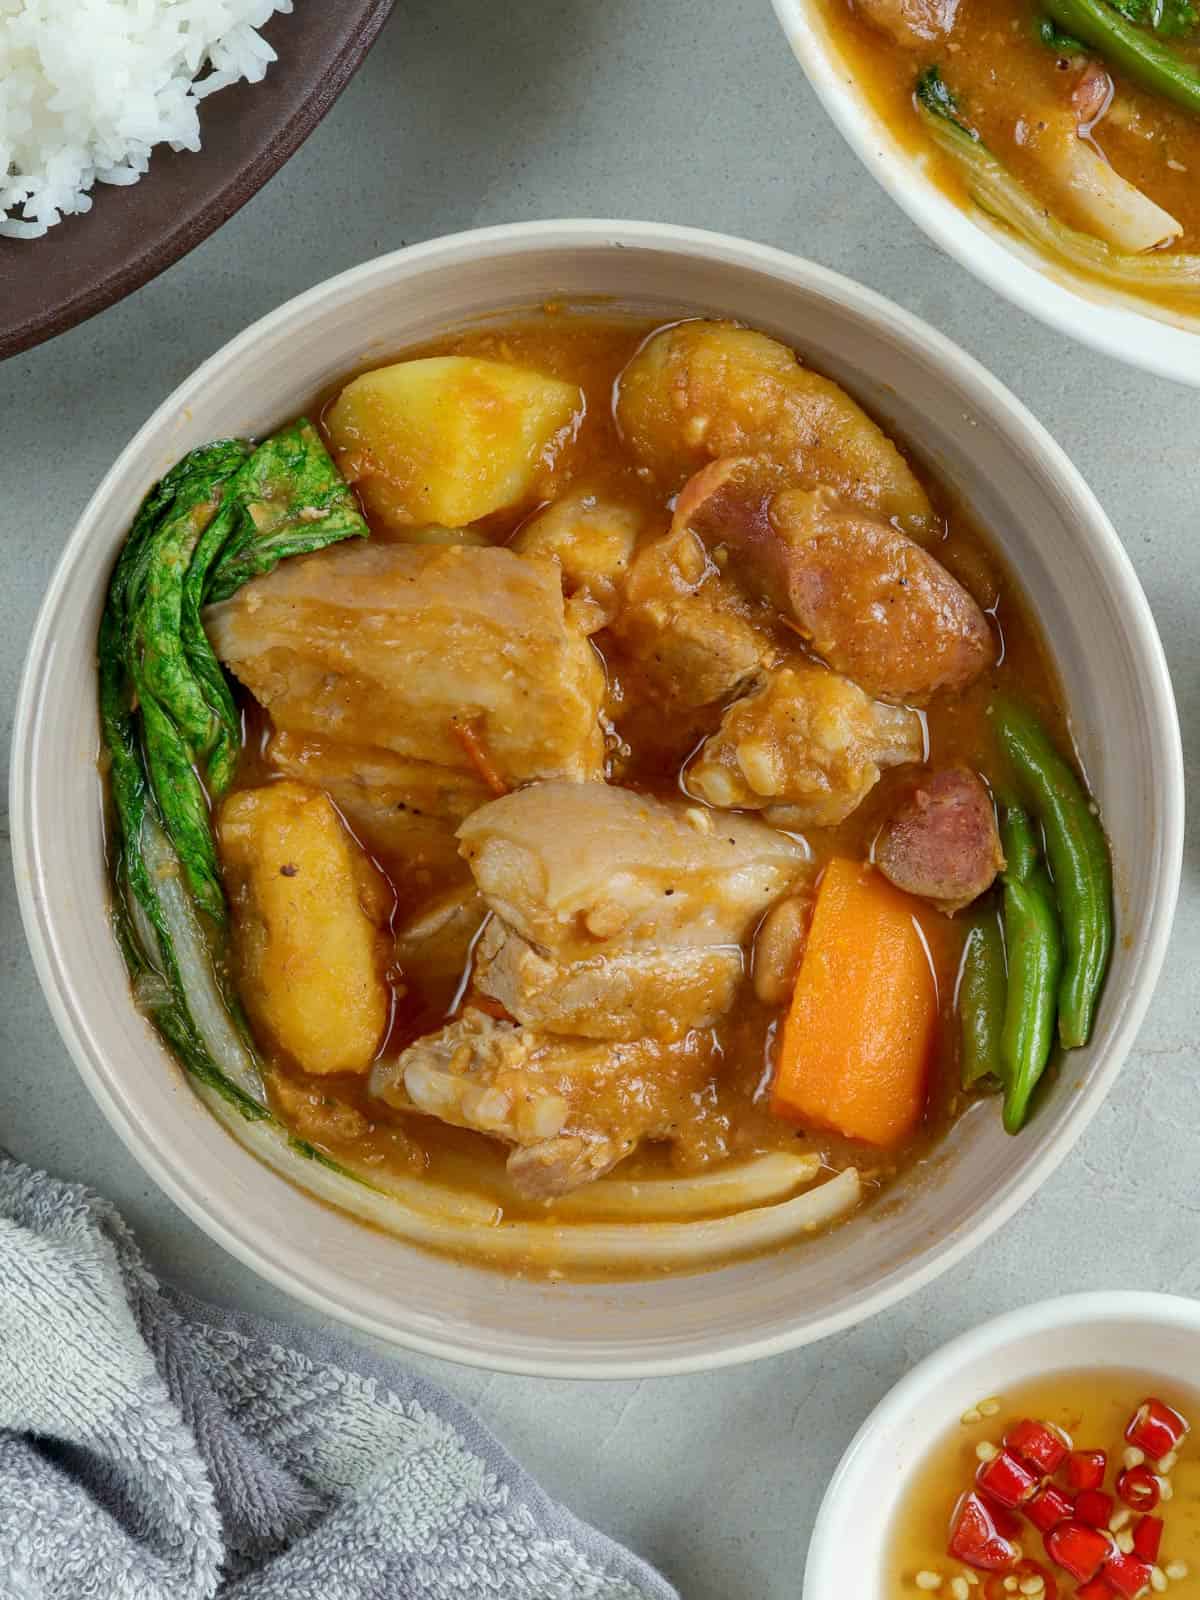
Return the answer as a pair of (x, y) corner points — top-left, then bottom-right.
(99, 418), (369, 1128)
(915, 66), (1200, 295)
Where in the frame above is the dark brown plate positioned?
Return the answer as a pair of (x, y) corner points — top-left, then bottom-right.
(0, 1), (394, 361)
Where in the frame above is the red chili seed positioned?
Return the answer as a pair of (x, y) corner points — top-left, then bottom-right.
(1102, 1550), (1154, 1598)
(1116, 1465), (1161, 1513)
(1067, 1450), (1108, 1492)
(1125, 1399), (1189, 1462)
(1074, 1488), (1114, 1528)
(977, 1448), (1040, 1508)
(948, 1490), (1020, 1573)
(1132, 1515), (1163, 1564)
(1027, 1485), (1075, 1534)
(1044, 1519), (1113, 1583)
(1005, 1417), (1070, 1476)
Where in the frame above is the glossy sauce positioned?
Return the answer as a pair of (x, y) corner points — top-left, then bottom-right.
(889, 1370), (1200, 1595)
(222, 311), (1069, 1262)
(818, 0), (1200, 310)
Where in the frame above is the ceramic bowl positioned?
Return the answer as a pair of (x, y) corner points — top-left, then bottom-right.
(771, 0), (1200, 386)
(9, 221), (1184, 1377)
(804, 1291), (1200, 1595)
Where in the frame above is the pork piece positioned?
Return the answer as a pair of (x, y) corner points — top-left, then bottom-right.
(852, 0), (959, 47)
(218, 782), (392, 1075)
(457, 780), (807, 958)
(205, 542), (605, 788)
(875, 767), (1004, 914)
(679, 464), (994, 704)
(268, 730), (488, 885)
(511, 484), (645, 590)
(616, 320), (933, 536)
(370, 1007), (717, 1198)
(472, 919), (744, 1041)
(686, 664), (924, 826)
(608, 519), (777, 710)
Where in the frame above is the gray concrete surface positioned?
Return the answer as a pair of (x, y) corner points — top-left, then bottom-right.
(2, 4), (1198, 1596)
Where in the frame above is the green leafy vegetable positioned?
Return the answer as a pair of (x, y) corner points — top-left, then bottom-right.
(100, 418), (368, 1125)
(915, 66), (1200, 297)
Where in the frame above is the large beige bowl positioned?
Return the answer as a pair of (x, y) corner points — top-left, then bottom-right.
(772, 0), (1200, 385)
(10, 222), (1183, 1376)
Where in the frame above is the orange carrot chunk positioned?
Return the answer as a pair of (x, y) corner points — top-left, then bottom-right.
(770, 858), (937, 1148)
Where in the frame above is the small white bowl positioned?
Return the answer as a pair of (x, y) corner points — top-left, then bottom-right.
(9, 221), (1185, 1376)
(771, 0), (1200, 386)
(805, 1291), (1200, 1596)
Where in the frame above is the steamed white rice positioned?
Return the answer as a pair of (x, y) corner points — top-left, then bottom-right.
(0, 0), (293, 239)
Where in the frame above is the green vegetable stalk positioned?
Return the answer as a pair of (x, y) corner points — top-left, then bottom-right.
(914, 68), (1200, 298)
(998, 806), (1065, 1133)
(100, 420), (368, 1118)
(990, 698), (1114, 1049)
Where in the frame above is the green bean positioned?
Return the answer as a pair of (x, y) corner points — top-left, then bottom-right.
(959, 908), (1007, 1088)
(990, 697), (1113, 1048)
(1043, 0), (1200, 117)
(1000, 805), (1039, 884)
(1000, 864), (1064, 1134)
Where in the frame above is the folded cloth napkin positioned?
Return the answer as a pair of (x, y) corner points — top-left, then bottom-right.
(0, 1156), (678, 1600)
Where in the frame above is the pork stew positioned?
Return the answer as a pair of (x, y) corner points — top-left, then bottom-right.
(98, 310), (1112, 1276)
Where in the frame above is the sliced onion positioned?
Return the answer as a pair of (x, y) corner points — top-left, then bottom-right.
(199, 1085), (864, 1272)
(920, 105), (1200, 299)
(543, 1152), (825, 1220)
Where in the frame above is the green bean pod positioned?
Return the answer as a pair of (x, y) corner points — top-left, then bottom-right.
(1000, 805), (1039, 884)
(990, 698), (1113, 1049)
(959, 909), (1007, 1089)
(1000, 864), (1064, 1134)
(1043, 0), (1200, 117)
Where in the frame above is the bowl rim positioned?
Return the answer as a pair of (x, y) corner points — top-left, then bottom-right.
(9, 219), (1186, 1377)
(770, 0), (1200, 388)
(803, 1290), (1200, 1596)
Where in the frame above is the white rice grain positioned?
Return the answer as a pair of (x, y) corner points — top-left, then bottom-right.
(0, 0), (294, 239)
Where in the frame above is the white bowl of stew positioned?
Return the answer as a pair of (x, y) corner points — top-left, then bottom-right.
(772, 0), (1200, 385)
(805, 1291), (1200, 1597)
(11, 221), (1182, 1375)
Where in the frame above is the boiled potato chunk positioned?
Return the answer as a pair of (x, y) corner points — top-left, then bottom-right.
(218, 781), (392, 1076)
(326, 356), (582, 530)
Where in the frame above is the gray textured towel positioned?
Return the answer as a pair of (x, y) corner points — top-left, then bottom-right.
(0, 1155), (678, 1600)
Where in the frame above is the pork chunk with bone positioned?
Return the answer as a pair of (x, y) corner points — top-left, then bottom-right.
(459, 781), (806, 955)
(470, 918), (744, 1042)
(686, 663), (924, 827)
(370, 1007), (718, 1198)
(205, 541), (606, 791)
(607, 518), (777, 711)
